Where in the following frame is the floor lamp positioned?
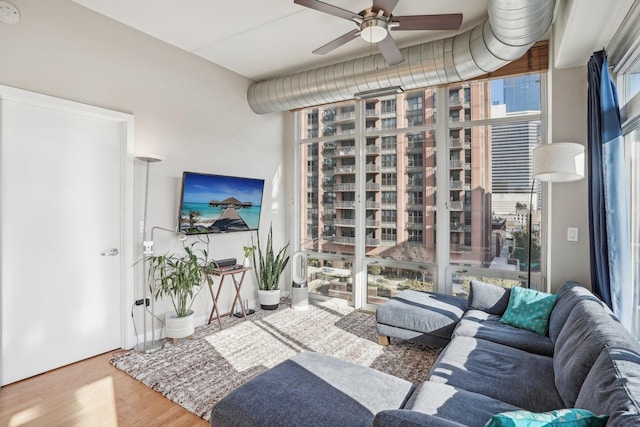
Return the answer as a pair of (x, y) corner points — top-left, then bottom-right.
(135, 155), (163, 353)
(528, 142), (585, 288)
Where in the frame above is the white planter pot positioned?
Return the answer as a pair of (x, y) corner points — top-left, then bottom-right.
(165, 310), (195, 342)
(243, 257), (251, 268)
(258, 289), (281, 310)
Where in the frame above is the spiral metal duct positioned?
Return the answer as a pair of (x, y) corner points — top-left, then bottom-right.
(247, 0), (555, 114)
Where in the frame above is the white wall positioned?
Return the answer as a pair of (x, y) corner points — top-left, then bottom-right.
(548, 64), (591, 292)
(0, 0), (287, 348)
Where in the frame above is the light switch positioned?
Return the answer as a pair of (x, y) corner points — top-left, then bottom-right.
(567, 227), (578, 242)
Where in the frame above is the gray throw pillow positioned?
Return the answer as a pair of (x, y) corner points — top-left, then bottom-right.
(467, 280), (511, 315)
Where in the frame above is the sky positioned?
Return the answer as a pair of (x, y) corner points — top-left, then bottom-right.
(491, 79), (504, 105)
(182, 172), (265, 205)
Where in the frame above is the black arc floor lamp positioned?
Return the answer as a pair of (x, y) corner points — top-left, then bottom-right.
(528, 142), (585, 288)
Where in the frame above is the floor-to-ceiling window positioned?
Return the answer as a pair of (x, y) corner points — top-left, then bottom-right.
(618, 42), (640, 340)
(295, 73), (545, 309)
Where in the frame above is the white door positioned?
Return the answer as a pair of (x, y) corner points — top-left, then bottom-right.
(1, 89), (131, 385)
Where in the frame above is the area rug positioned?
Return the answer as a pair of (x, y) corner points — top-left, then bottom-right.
(110, 300), (441, 421)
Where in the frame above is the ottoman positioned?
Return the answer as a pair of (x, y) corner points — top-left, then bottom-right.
(376, 290), (467, 347)
(210, 351), (415, 427)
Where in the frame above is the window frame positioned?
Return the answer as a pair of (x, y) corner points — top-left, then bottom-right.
(294, 75), (547, 310)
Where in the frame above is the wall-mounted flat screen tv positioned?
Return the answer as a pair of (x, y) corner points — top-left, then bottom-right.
(178, 171), (265, 235)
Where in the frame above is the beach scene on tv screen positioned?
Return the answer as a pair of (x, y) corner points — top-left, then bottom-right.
(179, 173), (264, 234)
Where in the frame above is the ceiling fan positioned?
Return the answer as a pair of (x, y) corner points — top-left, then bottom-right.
(293, 0), (463, 66)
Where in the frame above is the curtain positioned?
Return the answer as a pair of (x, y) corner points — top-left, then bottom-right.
(587, 49), (632, 327)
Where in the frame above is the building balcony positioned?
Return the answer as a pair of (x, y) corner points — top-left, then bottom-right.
(449, 97), (462, 108)
(335, 147), (356, 157)
(365, 109), (380, 119)
(366, 219), (380, 227)
(450, 138), (463, 149)
(334, 218), (355, 226)
(365, 164), (380, 173)
(366, 145), (380, 154)
(366, 201), (381, 209)
(335, 112), (355, 123)
(450, 222), (464, 232)
(333, 236), (355, 245)
(450, 180), (463, 190)
(450, 201), (463, 211)
(335, 165), (355, 174)
(366, 182), (381, 191)
(450, 243), (470, 253)
(335, 201), (355, 208)
(450, 160), (463, 169)
(366, 238), (381, 246)
(334, 183), (356, 192)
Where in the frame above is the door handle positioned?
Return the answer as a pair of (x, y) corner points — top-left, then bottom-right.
(101, 248), (119, 256)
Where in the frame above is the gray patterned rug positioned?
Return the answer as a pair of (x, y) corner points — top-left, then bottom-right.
(110, 300), (441, 421)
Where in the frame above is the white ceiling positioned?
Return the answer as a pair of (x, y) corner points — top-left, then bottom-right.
(70, 0), (487, 81)
(69, 0), (636, 82)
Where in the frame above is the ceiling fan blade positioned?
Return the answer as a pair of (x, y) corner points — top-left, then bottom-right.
(391, 14), (463, 31)
(293, 0), (360, 21)
(377, 35), (404, 66)
(313, 29), (360, 55)
(371, 0), (399, 16)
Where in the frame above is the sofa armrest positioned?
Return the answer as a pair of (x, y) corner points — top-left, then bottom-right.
(373, 410), (466, 427)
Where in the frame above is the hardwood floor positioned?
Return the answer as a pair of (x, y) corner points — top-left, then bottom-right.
(0, 350), (209, 427)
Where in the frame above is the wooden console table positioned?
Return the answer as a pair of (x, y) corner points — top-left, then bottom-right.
(204, 265), (251, 329)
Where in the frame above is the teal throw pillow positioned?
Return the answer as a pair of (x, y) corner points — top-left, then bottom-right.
(499, 286), (558, 335)
(484, 408), (608, 427)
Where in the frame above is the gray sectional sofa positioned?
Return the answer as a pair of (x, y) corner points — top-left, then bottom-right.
(210, 281), (640, 426)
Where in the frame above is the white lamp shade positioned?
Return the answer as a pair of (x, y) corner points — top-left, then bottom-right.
(532, 142), (585, 182)
(135, 154), (162, 163)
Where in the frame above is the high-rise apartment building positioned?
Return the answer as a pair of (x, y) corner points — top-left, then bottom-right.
(503, 74), (541, 112)
(298, 81), (494, 272)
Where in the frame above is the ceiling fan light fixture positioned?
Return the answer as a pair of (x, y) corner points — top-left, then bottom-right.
(360, 18), (388, 43)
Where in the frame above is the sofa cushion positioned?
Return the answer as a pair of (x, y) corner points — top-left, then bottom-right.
(210, 351), (415, 427)
(548, 281), (601, 344)
(373, 410), (466, 427)
(500, 286), (557, 335)
(574, 347), (640, 426)
(428, 336), (564, 412)
(453, 310), (554, 356)
(467, 280), (511, 315)
(484, 408), (608, 427)
(376, 290), (467, 342)
(554, 299), (640, 408)
(404, 381), (520, 427)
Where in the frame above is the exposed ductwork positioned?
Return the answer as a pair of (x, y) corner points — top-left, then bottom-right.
(247, 0), (556, 115)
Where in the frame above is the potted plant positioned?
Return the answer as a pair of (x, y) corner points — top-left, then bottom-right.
(148, 242), (207, 342)
(243, 244), (256, 267)
(252, 224), (290, 309)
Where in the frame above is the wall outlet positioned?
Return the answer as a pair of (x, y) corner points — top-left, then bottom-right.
(567, 227), (578, 242)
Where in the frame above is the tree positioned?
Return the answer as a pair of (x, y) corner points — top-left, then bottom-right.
(188, 210), (201, 228)
(511, 230), (541, 271)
